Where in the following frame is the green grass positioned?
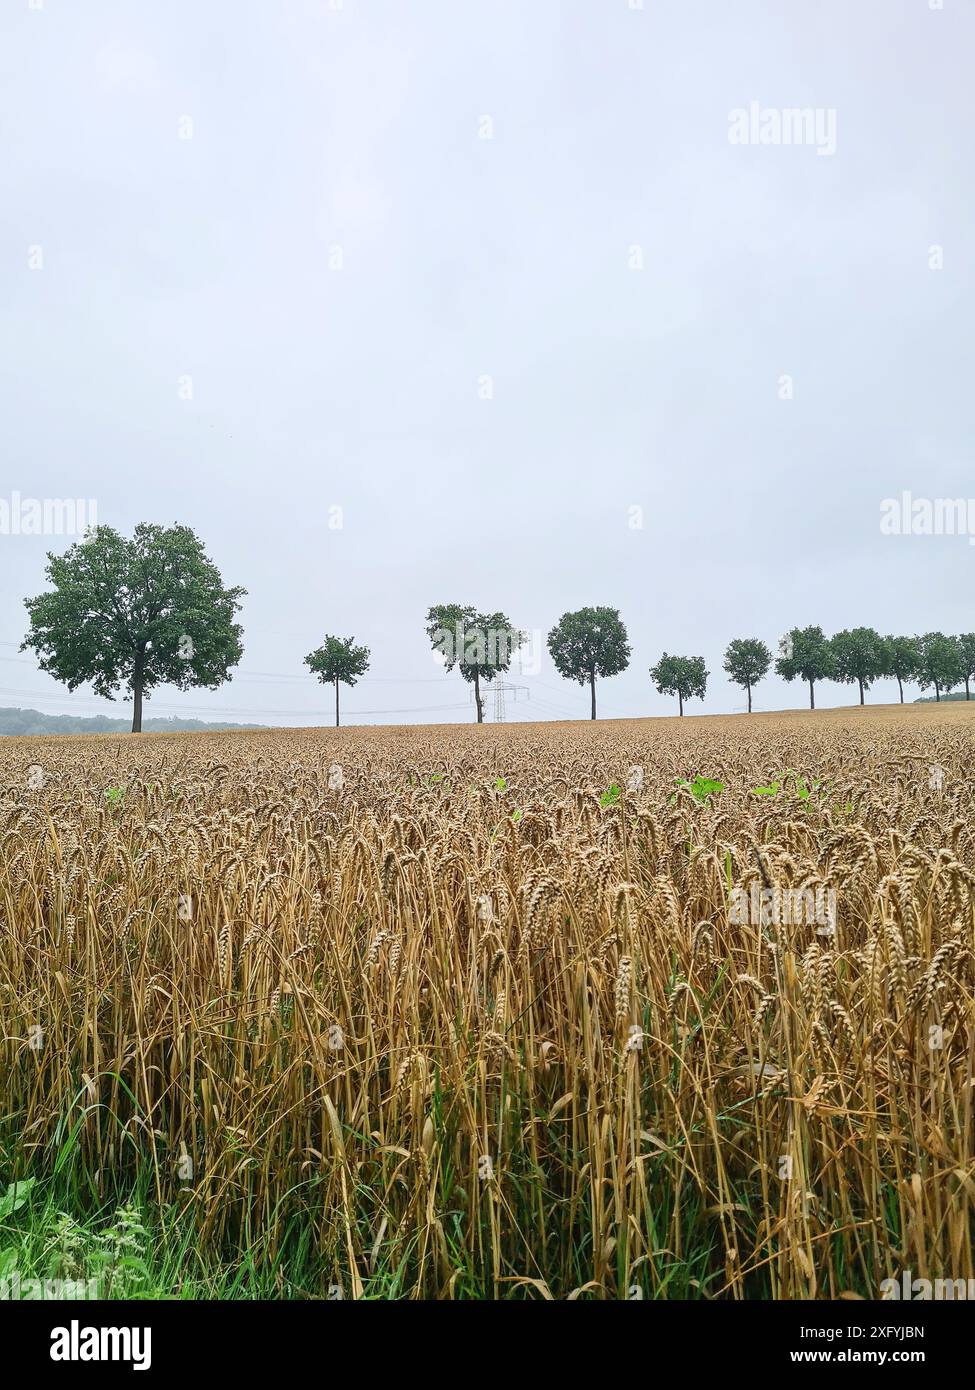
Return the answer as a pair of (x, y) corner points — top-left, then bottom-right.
(0, 1139), (332, 1300)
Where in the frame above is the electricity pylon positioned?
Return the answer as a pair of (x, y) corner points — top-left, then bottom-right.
(493, 680), (529, 723)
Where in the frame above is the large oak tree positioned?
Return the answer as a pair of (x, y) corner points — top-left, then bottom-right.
(22, 524), (245, 732)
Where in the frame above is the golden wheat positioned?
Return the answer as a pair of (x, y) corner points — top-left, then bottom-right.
(1, 704), (973, 1298)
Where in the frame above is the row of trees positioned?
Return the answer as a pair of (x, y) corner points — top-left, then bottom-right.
(313, 617), (975, 721)
(19, 526), (974, 730)
(648, 628), (975, 715)
(611, 628), (975, 717)
(765, 626), (975, 710)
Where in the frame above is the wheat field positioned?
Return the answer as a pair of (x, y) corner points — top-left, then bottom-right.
(1, 705), (973, 1299)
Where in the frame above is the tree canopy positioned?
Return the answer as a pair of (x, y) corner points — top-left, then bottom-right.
(829, 627), (887, 705)
(955, 633), (975, 701)
(883, 635), (921, 704)
(722, 638), (771, 713)
(649, 653), (708, 716)
(305, 635), (370, 726)
(425, 603), (522, 723)
(906, 631), (962, 700)
(916, 632), (964, 702)
(775, 626), (834, 709)
(547, 606), (631, 719)
(21, 523), (245, 732)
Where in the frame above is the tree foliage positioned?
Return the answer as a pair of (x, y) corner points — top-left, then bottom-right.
(425, 604), (522, 723)
(775, 626), (834, 709)
(722, 638), (771, 713)
(305, 635), (370, 726)
(916, 632), (964, 702)
(649, 653), (708, 716)
(547, 606), (630, 719)
(829, 627), (887, 704)
(21, 524), (245, 733)
(954, 633), (975, 700)
(883, 635), (921, 703)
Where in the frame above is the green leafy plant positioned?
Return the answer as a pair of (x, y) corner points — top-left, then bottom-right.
(756, 770), (829, 802)
(672, 775), (723, 804)
(600, 783), (622, 807)
(0, 1177), (35, 1221)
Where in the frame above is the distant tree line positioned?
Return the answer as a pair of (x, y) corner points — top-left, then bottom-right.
(423, 618), (975, 718)
(0, 708), (265, 737)
(654, 627), (975, 716)
(17, 525), (975, 730)
(771, 627), (975, 710)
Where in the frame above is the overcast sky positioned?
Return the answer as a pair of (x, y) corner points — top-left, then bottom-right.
(1, 0), (972, 726)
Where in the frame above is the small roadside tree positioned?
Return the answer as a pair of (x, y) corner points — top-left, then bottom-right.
(883, 635), (921, 704)
(775, 625), (834, 710)
(955, 633), (975, 700)
(425, 604), (522, 723)
(649, 653), (708, 717)
(829, 627), (887, 705)
(723, 638), (771, 713)
(547, 606), (630, 719)
(21, 523), (245, 733)
(305, 635), (370, 727)
(916, 632), (964, 702)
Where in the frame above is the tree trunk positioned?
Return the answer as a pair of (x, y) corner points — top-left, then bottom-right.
(809, 678), (815, 710)
(131, 652), (144, 733)
(858, 676), (865, 705)
(746, 682), (752, 714)
(678, 689), (684, 717)
(590, 670), (596, 720)
(335, 676), (340, 728)
(966, 675), (971, 701)
(935, 682), (941, 702)
(473, 669), (483, 723)
(897, 675), (904, 703)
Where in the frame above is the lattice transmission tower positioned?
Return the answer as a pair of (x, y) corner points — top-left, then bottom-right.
(493, 680), (529, 723)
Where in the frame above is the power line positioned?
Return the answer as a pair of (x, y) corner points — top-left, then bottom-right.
(0, 638), (640, 723)
(0, 683), (476, 720)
